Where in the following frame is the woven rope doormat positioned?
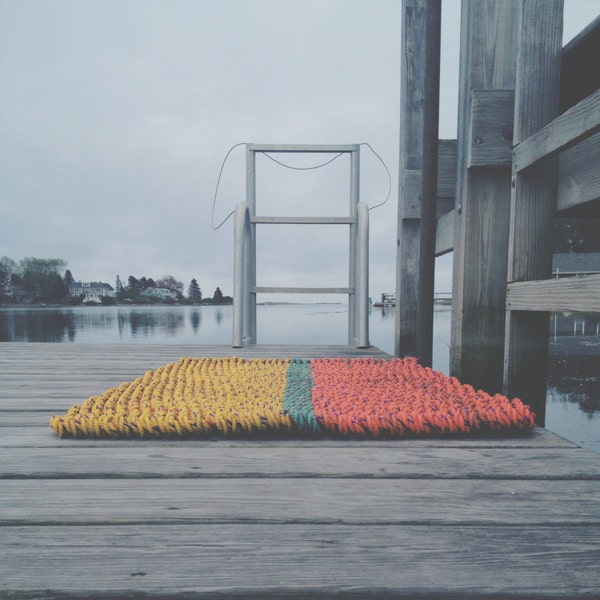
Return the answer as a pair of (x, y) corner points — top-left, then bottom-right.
(49, 357), (535, 438)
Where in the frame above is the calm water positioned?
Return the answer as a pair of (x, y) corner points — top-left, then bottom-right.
(1, 304), (598, 453)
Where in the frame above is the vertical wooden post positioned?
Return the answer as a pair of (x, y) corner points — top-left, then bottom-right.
(417, 1), (441, 366)
(395, 0), (441, 366)
(504, 0), (563, 425)
(450, 0), (519, 393)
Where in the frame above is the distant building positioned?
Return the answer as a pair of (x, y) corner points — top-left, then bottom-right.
(552, 253), (600, 277)
(143, 287), (178, 300)
(3, 283), (30, 303)
(68, 281), (115, 302)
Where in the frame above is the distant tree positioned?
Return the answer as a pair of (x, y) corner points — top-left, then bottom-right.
(63, 269), (75, 286)
(49, 275), (69, 303)
(156, 275), (184, 293)
(1, 256), (17, 290)
(188, 279), (202, 304)
(139, 276), (155, 290)
(20, 257), (67, 302)
(212, 286), (224, 304)
(115, 275), (126, 300)
(99, 295), (116, 306)
(0, 256), (16, 303)
(127, 275), (139, 290)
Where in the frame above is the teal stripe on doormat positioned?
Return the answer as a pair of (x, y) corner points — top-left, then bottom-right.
(282, 359), (322, 434)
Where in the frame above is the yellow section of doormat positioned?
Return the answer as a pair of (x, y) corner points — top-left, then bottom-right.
(50, 357), (292, 438)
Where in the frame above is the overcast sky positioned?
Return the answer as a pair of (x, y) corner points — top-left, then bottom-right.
(1, 0), (598, 300)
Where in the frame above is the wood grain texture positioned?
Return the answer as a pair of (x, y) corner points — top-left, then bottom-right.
(4, 442), (598, 480)
(557, 130), (600, 214)
(450, 0), (518, 391)
(4, 478), (600, 526)
(1, 342), (600, 598)
(503, 0), (564, 424)
(513, 87), (600, 173)
(506, 273), (600, 312)
(3, 524), (600, 597)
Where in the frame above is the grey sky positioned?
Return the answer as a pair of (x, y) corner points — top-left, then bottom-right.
(1, 0), (598, 300)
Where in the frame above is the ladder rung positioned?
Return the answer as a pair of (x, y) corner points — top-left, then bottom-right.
(248, 143), (359, 153)
(251, 216), (355, 224)
(253, 286), (353, 294)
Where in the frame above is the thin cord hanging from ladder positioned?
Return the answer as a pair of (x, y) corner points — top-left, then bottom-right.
(359, 142), (392, 211)
(261, 151), (345, 170)
(211, 142), (248, 230)
(211, 141), (392, 230)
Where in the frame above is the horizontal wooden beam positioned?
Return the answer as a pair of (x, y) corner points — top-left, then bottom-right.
(556, 130), (600, 214)
(513, 87), (600, 173)
(506, 274), (600, 312)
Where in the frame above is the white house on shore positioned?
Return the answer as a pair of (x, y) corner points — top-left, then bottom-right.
(68, 281), (115, 302)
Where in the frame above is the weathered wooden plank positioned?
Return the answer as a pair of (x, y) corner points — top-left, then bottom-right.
(451, 172), (512, 392)
(2, 444), (598, 480)
(506, 273), (600, 312)
(467, 89), (514, 168)
(450, 0), (519, 394)
(396, 0), (427, 360)
(3, 524), (600, 597)
(414, 0), (441, 368)
(503, 0), (564, 425)
(3, 479), (600, 526)
(557, 130), (600, 214)
(514, 87), (600, 173)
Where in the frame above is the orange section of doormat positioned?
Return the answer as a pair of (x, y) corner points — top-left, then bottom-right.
(49, 357), (535, 438)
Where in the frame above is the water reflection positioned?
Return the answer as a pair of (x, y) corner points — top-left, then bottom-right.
(549, 313), (600, 416)
(190, 310), (201, 333)
(0, 307), (223, 344)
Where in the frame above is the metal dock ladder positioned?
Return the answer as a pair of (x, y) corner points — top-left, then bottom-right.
(233, 143), (369, 348)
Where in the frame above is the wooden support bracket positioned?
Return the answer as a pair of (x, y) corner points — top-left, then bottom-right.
(468, 90), (515, 168)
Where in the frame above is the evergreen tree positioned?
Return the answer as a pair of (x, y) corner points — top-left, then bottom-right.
(115, 275), (125, 300)
(213, 286), (224, 304)
(50, 275), (69, 303)
(64, 269), (75, 286)
(188, 279), (202, 304)
(127, 276), (140, 291)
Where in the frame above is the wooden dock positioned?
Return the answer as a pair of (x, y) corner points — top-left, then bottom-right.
(2, 343), (600, 599)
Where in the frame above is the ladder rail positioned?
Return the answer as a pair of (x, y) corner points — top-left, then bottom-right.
(232, 144), (369, 348)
